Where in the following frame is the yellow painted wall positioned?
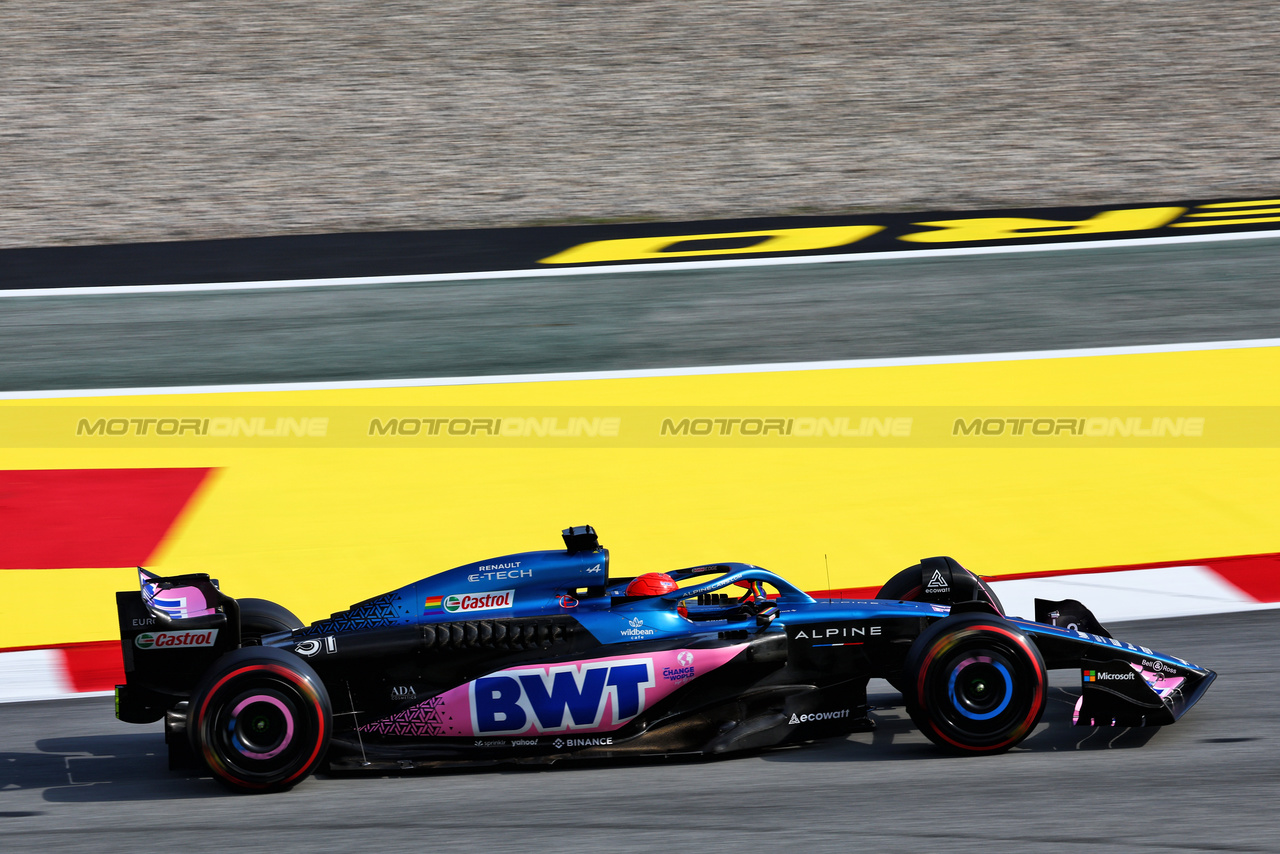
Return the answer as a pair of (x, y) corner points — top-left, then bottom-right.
(2, 345), (1277, 649)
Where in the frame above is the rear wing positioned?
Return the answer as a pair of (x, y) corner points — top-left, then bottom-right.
(115, 568), (241, 723)
(137, 567), (240, 629)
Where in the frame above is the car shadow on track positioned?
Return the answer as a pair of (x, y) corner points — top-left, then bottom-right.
(758, 684), (1161, 765)
(1, 733), (227, 803)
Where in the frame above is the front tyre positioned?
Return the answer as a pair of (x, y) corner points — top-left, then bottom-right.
(189, 646), (331, 793)
(905, 614), (1046, 754)
(875, 558), (1006, 614)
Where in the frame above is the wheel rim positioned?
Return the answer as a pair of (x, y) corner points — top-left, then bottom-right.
(946, 655), (1014, 721)
(228, 693), (296, 760)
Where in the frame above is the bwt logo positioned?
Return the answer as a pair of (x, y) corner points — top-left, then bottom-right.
(471, 659), (657, 735)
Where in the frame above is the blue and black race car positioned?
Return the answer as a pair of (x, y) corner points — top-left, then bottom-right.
(114, 526), (1215, 792)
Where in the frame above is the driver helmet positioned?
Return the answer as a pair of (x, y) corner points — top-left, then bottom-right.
(624, 572), (678, 596)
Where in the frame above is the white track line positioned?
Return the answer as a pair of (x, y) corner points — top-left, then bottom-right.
(5, 228), (1280, 298)
(3, 337), (1278, 400)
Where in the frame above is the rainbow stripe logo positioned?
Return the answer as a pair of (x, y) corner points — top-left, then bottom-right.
(425, 596), (443, 612)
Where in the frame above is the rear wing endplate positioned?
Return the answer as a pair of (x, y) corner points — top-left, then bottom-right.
(137, 567), (240, 633)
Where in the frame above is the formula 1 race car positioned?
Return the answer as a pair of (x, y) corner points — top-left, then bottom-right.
(114, 526), (1215, 792)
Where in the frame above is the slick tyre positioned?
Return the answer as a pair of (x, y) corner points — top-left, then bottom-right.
(238, 598), (305, 645)
(904, 614), (1047, 755)
(188, 646), (332, 793)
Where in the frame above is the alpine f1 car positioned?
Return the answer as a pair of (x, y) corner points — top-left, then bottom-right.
(114, 526), (1215, 792)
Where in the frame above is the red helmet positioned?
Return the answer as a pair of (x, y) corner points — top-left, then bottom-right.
(624, 572), (678, 596)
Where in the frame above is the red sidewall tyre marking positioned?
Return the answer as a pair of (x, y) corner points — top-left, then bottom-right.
(197, 662), (328, 789)
(915, 623), (1046, 753)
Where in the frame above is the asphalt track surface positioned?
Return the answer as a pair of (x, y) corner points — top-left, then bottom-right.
(5, 236), (1280, 392)
(0, 610), (1272, 854)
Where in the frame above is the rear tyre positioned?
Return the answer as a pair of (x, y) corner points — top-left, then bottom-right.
(238, 598), (304, 645)
(188, 646), (331, 793)
(904, 614), (1046, 755)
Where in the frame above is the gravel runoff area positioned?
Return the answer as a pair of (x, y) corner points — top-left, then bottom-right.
(3, 1), (1279, 250)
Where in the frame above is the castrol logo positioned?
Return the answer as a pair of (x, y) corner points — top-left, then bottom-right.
(444, 590), (514, 614)
(135, 629), (219, 649)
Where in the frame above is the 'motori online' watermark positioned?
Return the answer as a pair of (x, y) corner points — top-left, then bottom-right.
(0, 406), (1269, 448)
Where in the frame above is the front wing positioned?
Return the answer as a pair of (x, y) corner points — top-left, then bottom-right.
(1015, 617), (1216, 727)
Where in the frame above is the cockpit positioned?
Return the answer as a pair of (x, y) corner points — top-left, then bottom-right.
(605, 565), (801, 625)
(553, 525), (812, 629)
